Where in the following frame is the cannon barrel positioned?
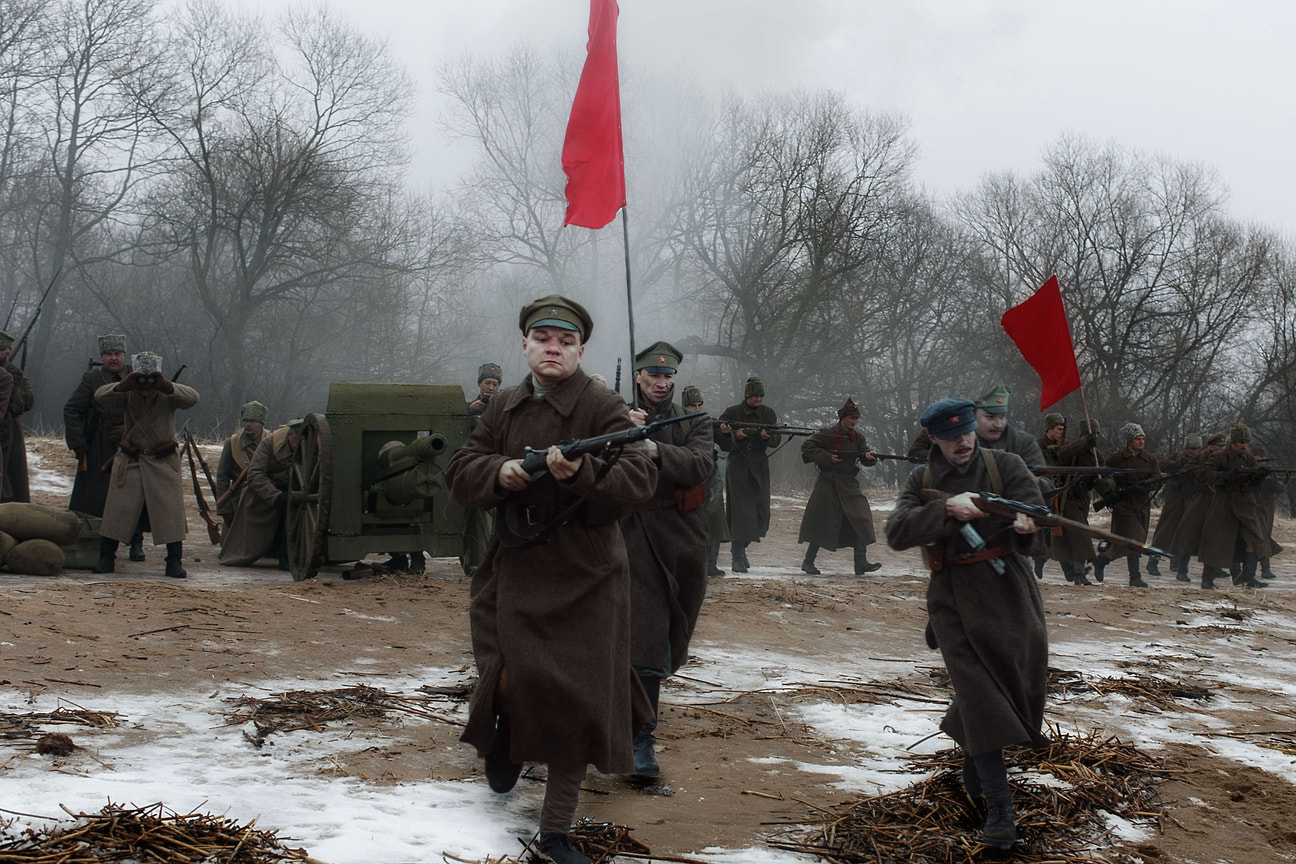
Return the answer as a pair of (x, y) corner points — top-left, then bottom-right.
(371, 434), (450, 507)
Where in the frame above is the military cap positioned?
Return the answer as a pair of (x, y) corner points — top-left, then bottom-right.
(744, 376), (765, 398)
(635, 340), (683, 374)
(131, 351), (161, 374)
(838, 398), (860, 419)
(681, 385), (703, 406)
(1078, 418), (1101, 436)
(286, 417), (306, 431)
(477, 362), (502, 383)
(1206, 431), (1227, 447)
(922, 398), (978, 440)
(1229, 422), (1252, 443)
(519, 294), (593, 341)
(99, 334), (126, 354)
(1043, 412), (1066, 430)
(974, 384), (1012, 415)
(0, 331), (13, 350)
(1119, 422), (1145, 443)
(240, 400), (268, 423)
(1185, 433), (1204, 450)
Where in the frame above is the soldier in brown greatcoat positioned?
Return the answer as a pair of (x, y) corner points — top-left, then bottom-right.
(1250, 443), (1286, 580)
(620, 342), (712, 779)
(446, 295), (655, 864)
(92, 352), (199, 578)
(1150, 433), (1203, 583)
(797, 398), (882, 576)
(215, 401), (268, 527)
(716, 376), (781, 573)
(1051, 419), (1102, 585)
(1031, 412), (1067, 579)
(1198, 423), (1269, 590)
(219, 409), (301, 569)
(1166, 432), (1225, 577)
(0, 331), (32, 502)
(1092, 422), (1160, 587)
(682, 385), (728, 576)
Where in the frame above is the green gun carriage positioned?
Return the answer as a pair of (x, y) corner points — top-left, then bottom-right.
(286, 382), (474, 581)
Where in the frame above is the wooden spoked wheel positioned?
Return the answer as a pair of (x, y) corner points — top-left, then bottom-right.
(286, 412), (332, 582)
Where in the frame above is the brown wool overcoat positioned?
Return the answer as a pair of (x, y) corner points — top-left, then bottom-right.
(219, 428), (292, 566)
(65, 365), (130, 516)
(1101, 445), (1159, 552)
(1050, 437), (1099, 563)
(886, 445), (1050, 757)
(95, 383), (199, 545)
(0, 360), (32, 502)
(716, 401), (780, 544)
(797, 422), (877, 549)
(446, 368), (656, 774)
(620, 396), (713, 676)
(1150, 451), (1193, 550)
(1198, 448), (1267, 569)
(1167, 451), (1214, 558)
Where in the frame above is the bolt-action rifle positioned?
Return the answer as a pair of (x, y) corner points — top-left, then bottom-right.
(871, 452), (923, 463)
(919, 488), (1170, 560)
(181, 430), (221, 546)
(715, 420), (818, 437)
(11, 266), (61, 370)
(521, 412), (703, 481)
(1030, 465), (1159, 476)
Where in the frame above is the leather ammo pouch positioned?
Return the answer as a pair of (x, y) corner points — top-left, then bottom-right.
(674, 483), (706, 513)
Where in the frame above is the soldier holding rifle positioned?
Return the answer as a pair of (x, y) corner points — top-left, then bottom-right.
(446, 295), (655, 864)
(215, 401), (268, 527)
(716, 376), (780, 573)
(1199, 423), (1269, 589)
(1092, 423), (1160, 587)
(797, 398), (882, 575)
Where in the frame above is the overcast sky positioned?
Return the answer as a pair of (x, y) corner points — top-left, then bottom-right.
(223, 0), (1296, 236)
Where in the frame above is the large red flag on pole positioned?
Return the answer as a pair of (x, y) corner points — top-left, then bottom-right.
(562, 0), (625, 229)
(1000, 275), (1082, 409)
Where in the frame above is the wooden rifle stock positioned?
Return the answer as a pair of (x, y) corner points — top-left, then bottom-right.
(215, 464), (251, 509)
(182, 436), (221, 545)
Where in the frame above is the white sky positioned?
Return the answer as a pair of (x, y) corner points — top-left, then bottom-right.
(218, 0), (1296, 236)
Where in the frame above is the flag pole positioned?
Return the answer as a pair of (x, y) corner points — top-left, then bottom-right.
(621, 207), (637, 409)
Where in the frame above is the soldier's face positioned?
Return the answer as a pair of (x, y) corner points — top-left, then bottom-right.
(242, 420), (264, 437)
(935, 430), (978, 466)
(841, 415), (858, 431)
(1130, 435), (1146, 452)
(975, 409), (1006, 442)
(636, 369), (674, 404)
(684, 401), (703, 414)
(102, 351), (125, 372)
(1231, 440), (1247, 453)
(0, 347), (9, 363)
(479, 377), (500, 396)
(745, 395), (763, 408)
(523, 326), (583, 385)
(1046, 424), (1065, 443)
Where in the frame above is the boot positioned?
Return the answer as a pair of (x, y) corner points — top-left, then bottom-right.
(706, 543), (724, 577)
(633, 672), (660, 778)
(731, 542), (749, 574)
(128, 532), (146, 562)
(1033, 555), (1046, 579)
(1060, 561), (1076, 583)
(854, 545), (881, 574)
(1201, 565), (1223, 590)
(1092, 554), (1107, 583)
(381, 553), (409, 571)
(801, 544), (821, 576)
(1238, 553), (1266, 588)
(973, 751), (1016, 851)
(536, 833), (592, 864)
(91, 537), (119, 574)
(1261, 558), (1275, 579)
(961, 754), (982, 798)
(164, 542), (187, 579)
(1127, 554), (1148, 588)
(1174, 557), (1190, 582)
(484, 713), (521, 793)
(1230, 562), (1244, 585)
(1145, 557), (1161, 576)
(409, 551), (426, 573)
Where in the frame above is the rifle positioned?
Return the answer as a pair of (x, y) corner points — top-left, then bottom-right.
(716, 420), (818, 438)
(872, 452), (923, 463)
(215, 464), (251, 510)
(919, 488), (1170, 560)
(1031, 465), (1158, 476)
(1239, 466), (1296, 476)
(13, 266), (61, 370)
(181, 434), (221, 545)
(521, 412), (702, 481)
(182, 427), (218, 498)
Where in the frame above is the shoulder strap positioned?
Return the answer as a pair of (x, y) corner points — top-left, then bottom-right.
(980, 448), (1004, 495)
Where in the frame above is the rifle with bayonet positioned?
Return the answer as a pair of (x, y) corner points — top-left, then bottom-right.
(11, 266), (61, 370)
(919, 488), (1170, 560)
(521, 412), (703, 481)
(715, 420), (818, 437)
(872, 452), (923, 463)
(181, 430), (221, 545)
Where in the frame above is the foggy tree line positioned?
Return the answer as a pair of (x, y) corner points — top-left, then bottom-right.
(3, 3), (1294, 480)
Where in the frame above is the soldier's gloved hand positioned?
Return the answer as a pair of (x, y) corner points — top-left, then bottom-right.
(1084, 432), (1099, 447)
(118, 372), (141, 391)
(1255, 466), (1273, 481)
(153, 372), (175, 394)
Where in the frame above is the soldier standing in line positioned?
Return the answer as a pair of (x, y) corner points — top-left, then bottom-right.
(1092, 423), (1160, 587)
(64, 334), (147, 561)
(1165, 432), (1225, 582)
(445, 295), (655, 864)
(1198, 423), (1269, 590)
(221, 417), (302, 569)
(1150, 433), (1202, 582)
(1031, 412), (1067, 579)
(468, 362), (502, 416)
(682, 385), (728, 577)
(1250, 443), (1286, 579)
(797, 398), (882, 576)
(0, 331), (32, 502)
(716, 376), (780, 573)
(620, 342), (712, 779)
(1051, 418), (1101, 586)
(92, 352), (199, 578)
(215, 401), (268, 528)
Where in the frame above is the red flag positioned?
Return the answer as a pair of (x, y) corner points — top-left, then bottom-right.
(1000, 275), (1082, 410)
(562, 0), (625, 229)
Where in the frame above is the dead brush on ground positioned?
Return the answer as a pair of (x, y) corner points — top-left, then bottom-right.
(0, 802), (317, 863)
(223, 684), (462, 748)
(769, 729), (1167, 863)
(0, 707), (120, 746)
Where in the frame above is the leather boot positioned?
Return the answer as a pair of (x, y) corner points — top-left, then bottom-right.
(128, 532), (146, 562)
(164, 541), (187, 579)
(1033, 555), (1046, 579)
(731, 542), (749, 574)
(1092, 554), (1107, 583)
(1261, 558), (1275, 579)
(801, 544), (821, 575)
(1174, 557), (1190, 582)
(706, 543), (724, 577)
(1201, 565), (1223, 590)
(409, 551), (426, 573)
(484, 713), (521, 793)
(91, 537), (119, 574)
(973, 751), (1016, 851)
(1239, 553), (1266, 588)
(854, 545), (881, 574)
(1127, 554), (1148, 588)
(1060, 561), (1075, 583)
(1145, 556), (1161, 576)
(961, 754), (982, 798)
(632, 671), (660, 778)
(536, 833), (592, 864)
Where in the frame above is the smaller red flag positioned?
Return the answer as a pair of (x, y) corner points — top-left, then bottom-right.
(1000, 276), (1082, 410)
(561, 0), (625, 229)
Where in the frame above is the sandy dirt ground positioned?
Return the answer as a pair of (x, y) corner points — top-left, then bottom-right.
(5, 437), (1296, 863)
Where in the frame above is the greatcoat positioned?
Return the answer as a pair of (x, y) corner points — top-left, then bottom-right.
(797, 421), (877, 550)
(446, 368), (656, 775)
(1167, 451), (1214, 559)
(702, 443), (729, 544)
(1101, 444), (1160, 554)
(1150, 450), (1193, 551)
(619, 392), (712, 676)
(716, 401), (781, 545)
(64, 364), (130, 516)
(1050, 437), (1099, 563)
(0, 360), (32, 502)
(1198, 448), (1267, 569)
(983, 424), (1046, 467)
(95, 382), (199, 545)
(886, 444), (1050, 757)
(215, 428), (264, 523)
(218, 427), (293, 566)
(1255, 473), (1286, 561)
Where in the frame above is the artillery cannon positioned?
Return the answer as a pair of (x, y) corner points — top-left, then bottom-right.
(285, 382), (472, 581)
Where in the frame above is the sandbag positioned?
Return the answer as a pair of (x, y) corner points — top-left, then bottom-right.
(0, 503), (82, 545)
(0, 531), (15, 565)
(5, 539), (65, 576)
